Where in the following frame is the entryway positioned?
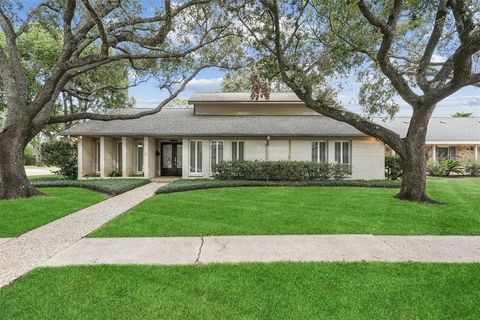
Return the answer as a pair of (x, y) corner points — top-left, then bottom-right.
(160, 142), (182, 176)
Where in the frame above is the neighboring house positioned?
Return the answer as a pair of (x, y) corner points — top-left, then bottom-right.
(63, 93), (480, 180)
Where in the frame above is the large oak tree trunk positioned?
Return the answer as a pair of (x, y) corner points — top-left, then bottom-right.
(0, 131), (41, 200)
(395, 108), (433, 203)
(395, 141), (431, 202)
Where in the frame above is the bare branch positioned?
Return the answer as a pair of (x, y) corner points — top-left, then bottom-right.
(81, 0), (109, 55)
(17, 2), (61, 36)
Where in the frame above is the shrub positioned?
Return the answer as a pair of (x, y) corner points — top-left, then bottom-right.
(155, 179), (400, 195)
(31, 179), (149, 195)
(385, 155), (402, 180)
(212, 160), (351, 181)
(427, 158), (463, 177)
(24, 144), (36, 166)
(464, 158), (480, 177)
(41, 140), (77, 179)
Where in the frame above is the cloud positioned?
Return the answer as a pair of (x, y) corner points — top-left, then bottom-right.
(186, 77), (223, 92)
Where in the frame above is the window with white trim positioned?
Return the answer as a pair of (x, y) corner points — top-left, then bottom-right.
(115, 140), (123, 171)
(95, 140), (101, 173)
(435, 146), (456, 160)
(210, 141), (224, 172)
(334, 141), (350, 164)
(311, 141), (327, 163)
(231, 141), (245, 161)
(136, 140), (144, 173)
(189, 140), (203, 174)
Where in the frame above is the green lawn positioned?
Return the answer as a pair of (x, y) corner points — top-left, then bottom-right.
(0, 188), (106, 237)
(0, 263), (479, 319)
(91, 178), (480, 236)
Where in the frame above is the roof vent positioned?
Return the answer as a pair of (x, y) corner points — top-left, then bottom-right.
(403, 120), (409, 123)
(440, 120), (446, 124)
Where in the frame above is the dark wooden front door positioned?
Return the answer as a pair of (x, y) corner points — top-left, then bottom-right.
(161, 143), (182, 176)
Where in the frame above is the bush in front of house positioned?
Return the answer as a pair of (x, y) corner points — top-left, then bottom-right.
(427, 158), (463, 177)
(212, 160), (351, 181)
(155, 179), (400, 195)
(464, 158), (480, 177)
(41, 140), (78, 179)
(31, 179), (150, 195)
(24, 144), (37, 166)
(385, 155), (402, 180)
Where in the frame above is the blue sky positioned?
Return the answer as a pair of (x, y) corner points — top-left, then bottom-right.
(132, 67), (480, 117)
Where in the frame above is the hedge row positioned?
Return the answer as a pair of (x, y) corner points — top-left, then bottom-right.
(155, 179), (400, 195)
(213, 160), (351, 181)
(32, 179), (150, 195)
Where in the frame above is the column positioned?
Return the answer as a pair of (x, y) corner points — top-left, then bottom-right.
(100, 136), (114, 178)
(122, 137), (135, 177)
(144, 137), (156, 179)
(77, 136), (94, 179)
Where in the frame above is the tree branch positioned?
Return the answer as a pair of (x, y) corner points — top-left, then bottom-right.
(48, 65), (209, 124)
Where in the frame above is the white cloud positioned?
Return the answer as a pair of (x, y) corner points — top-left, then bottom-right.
(186, 77), (223, 92)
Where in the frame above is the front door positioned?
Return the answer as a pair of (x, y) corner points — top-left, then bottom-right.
(161, 143), (182, 176)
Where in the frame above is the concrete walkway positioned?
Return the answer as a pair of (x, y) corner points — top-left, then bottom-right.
(43, 235), (480, 267)
(0, 182), (162, 288)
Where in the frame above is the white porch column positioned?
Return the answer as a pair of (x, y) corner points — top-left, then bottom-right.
(77, 136), (95, 179)
(122, 137), (135, 177)
(144, 137), (156, 179)
(327, 140), (336, 163)
(475, 145), (479, 161)
(432, 145), (437, 162)
(100, 137), (114, 178)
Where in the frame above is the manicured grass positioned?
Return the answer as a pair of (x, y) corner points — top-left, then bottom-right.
(1, 263), (479, 319)
(31, 178), (150, 195)
(0, 188), (106, 237)
(92, 178), (480, 236)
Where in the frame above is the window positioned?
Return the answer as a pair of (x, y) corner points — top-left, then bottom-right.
(231, 141), (245, 161)
(312, 141), (327, 163)
(116, 140), (123, 171)
(136, 141), (144, 173)
(334, 141), (350, 164)
(95, 140), (101, 173)
(435, 146), (456, 160)
(210, 141), (224, 173)
(189, 140), (202, 174)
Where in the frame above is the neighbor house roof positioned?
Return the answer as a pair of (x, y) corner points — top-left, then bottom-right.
(188, 92), (301, 103)
(62, 108), (480, 142)
(378, 117), (480, 142)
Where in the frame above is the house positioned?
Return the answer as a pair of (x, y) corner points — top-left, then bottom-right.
(63, 93), (480, 180)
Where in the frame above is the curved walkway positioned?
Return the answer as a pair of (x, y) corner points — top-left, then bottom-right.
(43, 235), (480, 267)
(0, 182), (162, 288)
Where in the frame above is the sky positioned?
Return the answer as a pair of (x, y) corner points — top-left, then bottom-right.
(17, 0), (480, 117)
(131, 67), (480, 117)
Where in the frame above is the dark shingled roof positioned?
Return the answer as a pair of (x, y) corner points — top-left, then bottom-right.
(62, 108), (480, 141)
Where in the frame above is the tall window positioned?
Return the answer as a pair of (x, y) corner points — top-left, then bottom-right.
(231, 141), (245, 161)
(210, 141), (224, 173)
(334, 141), (350, 164)
(95, 140), (101, 173)
(312, 141), (327, 163)
(136, 141), (144, 173)
(189, 140), (202, 174)
(116, 140), (123, 171)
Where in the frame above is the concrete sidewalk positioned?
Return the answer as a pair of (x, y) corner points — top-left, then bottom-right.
(0, 182), (162, 288)
(43, 235), (480, 267)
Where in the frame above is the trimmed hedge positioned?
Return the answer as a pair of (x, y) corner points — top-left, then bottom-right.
(213, 160), (351, 181)
(155, 179), (400, 195)
(31, 179), (150, 195)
